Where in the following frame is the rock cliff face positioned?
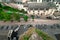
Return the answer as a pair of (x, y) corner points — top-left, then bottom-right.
(29, 32), (43, 40)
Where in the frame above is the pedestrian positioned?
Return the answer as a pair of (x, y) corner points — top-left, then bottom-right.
(11, 27), (19, 40)
(11, 30), (18, 40)
(8, 30), (13, 40)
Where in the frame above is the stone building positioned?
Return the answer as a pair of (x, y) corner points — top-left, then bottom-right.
(0, 0), (22, 3)
(24, 1), (56, 18)
(28, 0), (58, 3)
(0, 0), (59, 3)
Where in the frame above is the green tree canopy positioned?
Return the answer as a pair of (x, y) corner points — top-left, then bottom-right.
(23, 15), (28, 22)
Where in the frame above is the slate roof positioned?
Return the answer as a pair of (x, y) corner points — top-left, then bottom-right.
(24, 2), (56, 10)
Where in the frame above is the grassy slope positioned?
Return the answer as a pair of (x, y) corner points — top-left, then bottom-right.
(0, 3), (28, 21)
(19, 27), (54, 40)
(35, 29), (54, 40)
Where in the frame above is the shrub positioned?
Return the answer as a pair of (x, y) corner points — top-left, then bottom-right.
(23, 15), (28, 22)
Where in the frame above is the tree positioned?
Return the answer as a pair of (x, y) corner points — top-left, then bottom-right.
(12, 13), (20, 22)
(4, 12), (11, 21)
(0, 12), (4, 20)
(23, 15), (28, 22)
(15, 13), (20, 22)
(0, 3), (2, 8)
(0, 2), (28, 22)
(0, 11), (12, 22)
(31, 15), (35, 21)
(20, 9), (27, 14)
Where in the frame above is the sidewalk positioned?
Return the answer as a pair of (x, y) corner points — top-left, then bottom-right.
(0, 19), (60, 25)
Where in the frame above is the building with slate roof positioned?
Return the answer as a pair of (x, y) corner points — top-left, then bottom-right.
(0, 0), (60, 3)
(23, 2), (56, 17)
(26, 2), (55, 10)
(0, 0), (60, 17)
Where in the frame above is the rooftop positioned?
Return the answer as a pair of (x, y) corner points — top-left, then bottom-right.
(24, 2), (56, 10)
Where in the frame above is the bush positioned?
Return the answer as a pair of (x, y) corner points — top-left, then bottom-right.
(31, 15), (34, 19)
(12, 13), (20, 21)
(23, 15), (28, 22)
(0, 3), (28, 22)
(23, 35), (29, 40)
(0, 3), (2, 8)
(20, 9), (27, 14)
(0, 12), (12, 21)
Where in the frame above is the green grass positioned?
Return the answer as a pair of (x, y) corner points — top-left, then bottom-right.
(23, 35), (30, 40)
(0, 3), (28, 21)
(20, 28), (54, 40)
(35, 29), (54, 40)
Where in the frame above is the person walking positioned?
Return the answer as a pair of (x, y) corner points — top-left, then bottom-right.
(11, 27), (19, 40)
(8, 30), (13, 40)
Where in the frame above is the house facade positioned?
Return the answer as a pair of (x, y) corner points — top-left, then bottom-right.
(23, 0), (57, 17)
(0, 0), (60, 16)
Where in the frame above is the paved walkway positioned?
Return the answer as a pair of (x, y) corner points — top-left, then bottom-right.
(0, 19), (60, 40)
(0, 19), (60, 25)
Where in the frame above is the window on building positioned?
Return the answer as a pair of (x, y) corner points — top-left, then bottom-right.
(42, 0), (45, 2)
(11, 25), (14, 29)
(0, 26), (4, 30)
(53, 0), (55, 2)
(46, 0), (50, 2)
(33, 10), (34, 13)
(38, 10), (39, 13)
(33, 13), (35, 14)
(59, 2), (60, 4)
(29, 9), (31, 12)
(41, 13), (42, 16)
(30, 0), (37, 2)
(38, 13), (39, 15)
(50, 26), (54, 29)
(18, 2), (20, 4)
(5, 26), (9, 30)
